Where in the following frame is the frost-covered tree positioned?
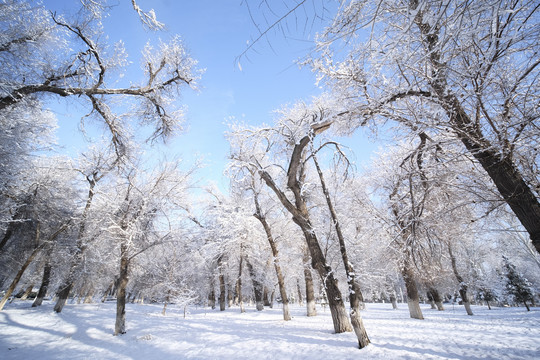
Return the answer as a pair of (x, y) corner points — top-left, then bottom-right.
(0, 0), (201, 159)
(228, 97), (371, 348)
(309, 0), (540, 254)
(503, 255), (534, 311)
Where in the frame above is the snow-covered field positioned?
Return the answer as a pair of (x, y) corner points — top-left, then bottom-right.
(0, 301), (538, 359)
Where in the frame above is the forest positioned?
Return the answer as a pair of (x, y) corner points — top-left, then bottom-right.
(1, 0), (539, 358)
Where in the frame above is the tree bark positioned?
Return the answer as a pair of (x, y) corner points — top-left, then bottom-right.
(302, 249), (317, 317)
(402, 259), (424, 320)
(219, 270), (226, 311)
(54, 176), (98, 313)
(0, 222), (67, 311)
(448, 243), (473, 316)
(32, 262), (51, 307)
(313, 154), (369, 347)
(245, 257), (264, 311)
(428, 287), (444, 311)
(236, 254), (245, 313)
(114, 246), (129, 335)
(208, 278), (216, 309)
(252, 192), (291, 320)
(18, 284), (33, 301)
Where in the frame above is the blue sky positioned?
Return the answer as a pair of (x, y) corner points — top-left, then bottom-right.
(46, 0), (377, 191)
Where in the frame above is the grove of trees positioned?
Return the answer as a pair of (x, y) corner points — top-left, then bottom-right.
(1, 0), (538, 351)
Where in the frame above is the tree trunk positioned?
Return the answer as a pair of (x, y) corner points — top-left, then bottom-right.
(236, 253), (245, 313)
(217, 255), (226, 312)
(101, 282), (114, 303)
(448, 243), (473, 316)
(54, 177), (98, 313)
(263, 286), (271, 307)
(19, 285), (34, 300)
(114, 248), (129, 335)
(524, 301), (530, 311)
(245, 257), (264, 311)
(54, 282), (73, 313)
(297, 279), (304, 305)
(32, 262), (51, 307)
(428, 287), (444, 311)
(0, 222), (67, 311)
(208, 277), (216, 309)
(390, 294), (398, 309)
(219, 273), (226, 311)
(252, 193), (291, 320)
(302, 249), (317, 317)
(402, 261), (424, 320)
(313, 154), (370, 348)
(227, 284), (233, 307)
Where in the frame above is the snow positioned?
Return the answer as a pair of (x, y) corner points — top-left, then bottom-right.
(1, 301), (539, 359)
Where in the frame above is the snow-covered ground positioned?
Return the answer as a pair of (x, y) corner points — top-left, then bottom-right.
(0, 300), (538, 359)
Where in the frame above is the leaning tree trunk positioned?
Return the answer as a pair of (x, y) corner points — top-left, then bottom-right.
(114, 244), (129, 336)
(32, 262), (51, 307)
(253, 192), (291, 320)
(0, 222), (67, 311)
(448, 243), (473, 316)
(313, 154), (370, 348)
(245, 257), (264, 311)
(54, 178), (98, 313)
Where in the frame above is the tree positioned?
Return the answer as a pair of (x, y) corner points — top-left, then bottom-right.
(309, 0), (540, 254)
(0, 0), (202, 159)
(228, 98), (371, 348)
(503, 255), (534, 311)
(106, 160), (192, 335)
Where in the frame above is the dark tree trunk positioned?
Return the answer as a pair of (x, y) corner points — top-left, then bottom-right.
(448, 243), (473, 316)
(219, 273), (226, 312)
(428, 287), (444, 311)
(0, 222), (67, 311)
(32, 262), (51, 307)
(245, 257), (264, 311)
(236, 254), (244, 313)
(101, 282), (114, 303)
(390, 294), (398, 309)
(208, 277), (216, 309)
(263, 286), (271, 307)
(54, 282), (73, 313)
(217, 254), (226, 311)
(114, 249), (129, 335)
